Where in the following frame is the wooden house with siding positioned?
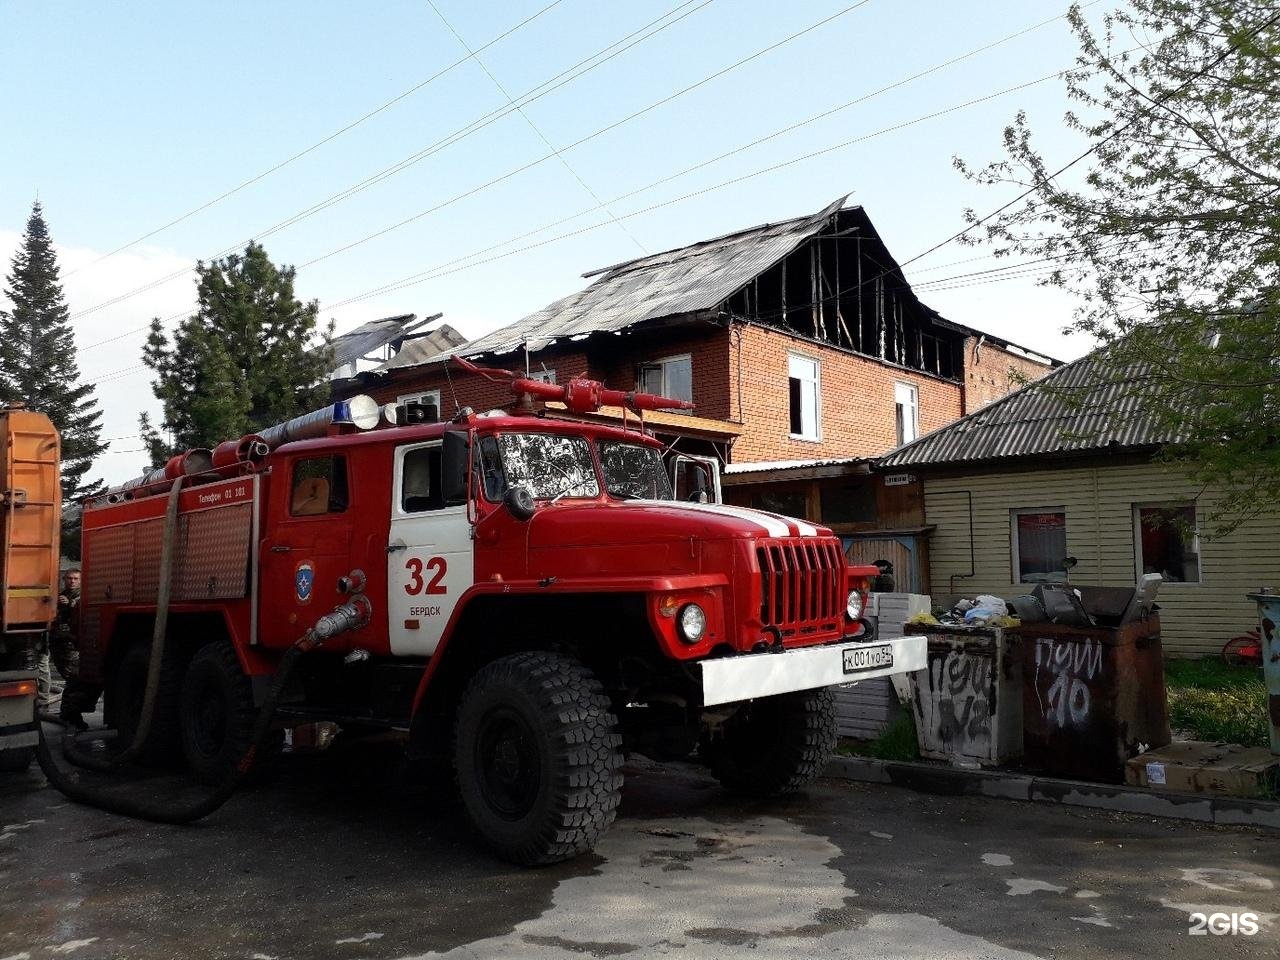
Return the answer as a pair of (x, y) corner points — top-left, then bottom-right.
(878, 347), (1276, 657)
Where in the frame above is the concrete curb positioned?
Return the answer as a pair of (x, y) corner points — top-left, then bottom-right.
(825, 755), (1280, 830)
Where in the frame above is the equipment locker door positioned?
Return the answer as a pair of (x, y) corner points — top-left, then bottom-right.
(387, 441), (473, 657)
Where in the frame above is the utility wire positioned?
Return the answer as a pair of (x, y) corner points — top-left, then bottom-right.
(64, 0), (567, 278)
(77, 0), (1071, 360)
(83, 58), (1073, 383)
(292, 0), (876, 271)
(425, 0), (649, 254)
(889, 7), (1280, 276)
(325, 71), (1067, 310)
(82, 62), (1063, 380)
(69, 0), (714, 324)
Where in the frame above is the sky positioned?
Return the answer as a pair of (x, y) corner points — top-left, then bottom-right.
(0, 0), (1106, 486)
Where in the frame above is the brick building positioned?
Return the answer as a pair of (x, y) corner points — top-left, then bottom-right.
(334, 196), (1054, 586)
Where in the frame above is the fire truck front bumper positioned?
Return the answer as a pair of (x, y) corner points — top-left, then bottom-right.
(700, 633), (926, 707)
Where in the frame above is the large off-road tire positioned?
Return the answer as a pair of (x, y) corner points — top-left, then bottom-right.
(104, 641), (185, 766)
(454, 652), (623, 866)
(704, 687), (837, 797)
(180, 640), (279, 785)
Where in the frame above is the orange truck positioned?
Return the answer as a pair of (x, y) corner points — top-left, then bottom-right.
(0, 404), (61, 772)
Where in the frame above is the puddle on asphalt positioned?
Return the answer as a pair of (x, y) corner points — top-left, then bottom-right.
(391, 816), (1041, 960)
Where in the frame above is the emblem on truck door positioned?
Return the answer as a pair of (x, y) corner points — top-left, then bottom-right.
(295, 560), (315, 605)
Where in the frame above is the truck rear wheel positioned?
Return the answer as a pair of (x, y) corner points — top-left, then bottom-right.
(704, 687), (837, 797)
(179, 640), (266, 785)
(454, 652), (623, 866)
(105, 642), (185, 765)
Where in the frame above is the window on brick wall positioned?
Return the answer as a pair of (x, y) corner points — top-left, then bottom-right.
(638, 355), (692, 407)
(788, 353), (820, 440)
(526, 368), (556, 384)
(894, 382), (919, 445)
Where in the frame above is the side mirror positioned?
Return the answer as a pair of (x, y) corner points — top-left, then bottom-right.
(503, 485), (536, 522)
(441, 430), (469, 505)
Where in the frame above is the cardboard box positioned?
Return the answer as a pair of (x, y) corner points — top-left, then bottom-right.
(1125, 740), (1279, 798)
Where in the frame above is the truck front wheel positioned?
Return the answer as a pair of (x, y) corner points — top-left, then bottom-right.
(454, 652), (623, 866)
(704, 687), (837, 797)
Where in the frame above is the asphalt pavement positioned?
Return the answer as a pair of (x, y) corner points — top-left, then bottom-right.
(2, 738), (1278, 960)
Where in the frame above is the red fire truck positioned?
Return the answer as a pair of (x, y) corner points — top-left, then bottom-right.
(76, 365), (924, 864)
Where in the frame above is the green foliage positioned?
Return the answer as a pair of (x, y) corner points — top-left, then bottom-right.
(141, 242), (333, 466)
(958, 1), (1280, 533)
(1165, 658), (1269, 747)
(0, 202), (106, 500)
(841, 709), (920, 762)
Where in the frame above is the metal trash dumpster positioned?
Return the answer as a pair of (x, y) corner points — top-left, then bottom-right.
(1016, 616), (1170, 783)
(1244, 592), (1280, 754)
(905, 623), (1022, 767)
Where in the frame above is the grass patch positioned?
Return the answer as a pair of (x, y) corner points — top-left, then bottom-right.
(840, 709), (920, 762)
(1165, 658), (1270, 748)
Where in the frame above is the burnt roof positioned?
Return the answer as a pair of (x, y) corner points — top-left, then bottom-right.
(326, 313), (442, 369)
(449, 197), (849, 359)
(393, 196), (1056, 369)
(381, 323), (467, 369)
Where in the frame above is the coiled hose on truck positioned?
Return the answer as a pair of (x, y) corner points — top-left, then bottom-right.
(35, 475), (371, 823)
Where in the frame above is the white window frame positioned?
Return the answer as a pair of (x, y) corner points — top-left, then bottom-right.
(1010, 506), (1067, 583)
(1132, 501), (1202, 585)
(894, 381), (920, 445)
(788, 352), (821, 441)
(396, 389), (442, 421)
(392, 440), (444, 518)
(638, 354), (692, 404)
(526, 368), (556, 385)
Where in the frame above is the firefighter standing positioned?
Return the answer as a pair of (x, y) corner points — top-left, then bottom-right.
(50, 568), (96, 731)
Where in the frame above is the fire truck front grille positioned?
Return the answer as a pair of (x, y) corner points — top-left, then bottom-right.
(756, 538), (845, 636)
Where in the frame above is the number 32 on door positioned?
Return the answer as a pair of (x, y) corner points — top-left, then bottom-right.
(405, 556), (447, 595)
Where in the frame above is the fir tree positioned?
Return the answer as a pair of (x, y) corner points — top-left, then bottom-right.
(141, 242), (333, 465)
(0, 201), (106, 501)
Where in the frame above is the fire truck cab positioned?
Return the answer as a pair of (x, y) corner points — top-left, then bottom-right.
(78, 377), (924, 864)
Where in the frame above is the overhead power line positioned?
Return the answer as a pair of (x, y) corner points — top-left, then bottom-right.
(69, 0), (715, 325)
(292, 0), (877, 271)
(322, 70), (1067, 311)
(426, 0), (649, 254)
(77, 0), (1073, 362)
(64, 0), (568, 278)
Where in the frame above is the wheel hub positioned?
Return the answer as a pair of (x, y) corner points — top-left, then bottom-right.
(476, 708), (541, 821)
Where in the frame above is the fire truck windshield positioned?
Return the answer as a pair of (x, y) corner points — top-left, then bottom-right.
(598, 441), (673, 501)
(481, 433), (601, 501)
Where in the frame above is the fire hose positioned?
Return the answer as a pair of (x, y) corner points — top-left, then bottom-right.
(62, 477), (183, 774)
(36, 595), (369, 824)
(36, 475), (373, 823)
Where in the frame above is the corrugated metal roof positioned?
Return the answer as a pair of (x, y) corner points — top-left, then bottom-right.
(443, 196), (850, 359)
(382, 323), (468, 369)
(879, 347), (1179, 468)
(327, 313), (441, 368)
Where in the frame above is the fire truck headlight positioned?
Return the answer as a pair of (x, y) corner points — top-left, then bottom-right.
(846, 590), (864, 621)
(677, 603), (707, 644)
